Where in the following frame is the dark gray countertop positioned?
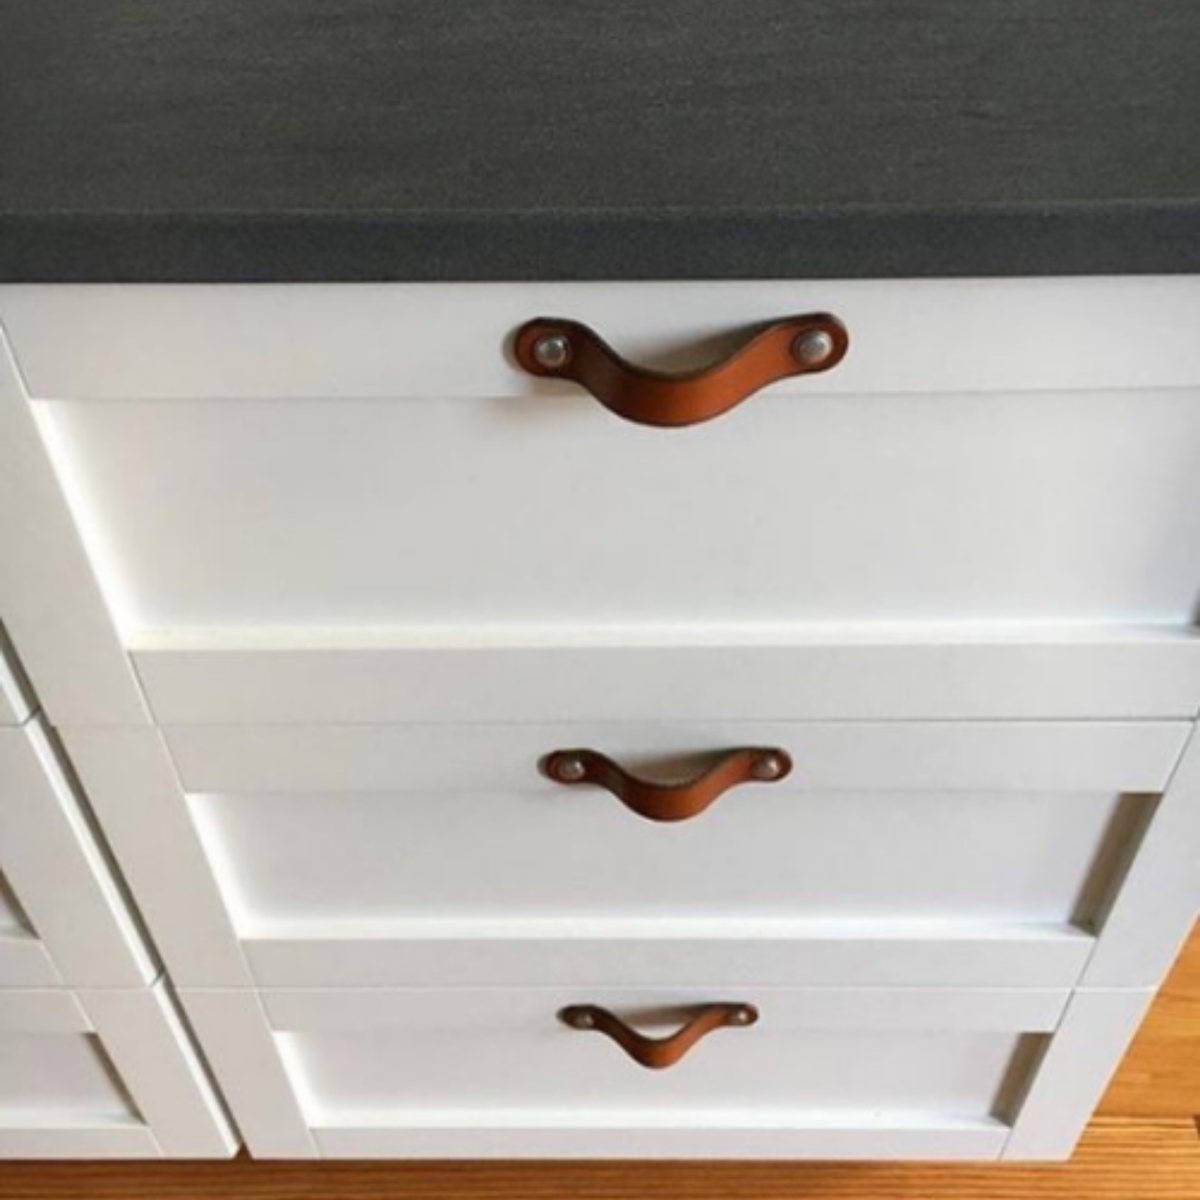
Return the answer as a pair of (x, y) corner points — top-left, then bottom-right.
(2, 0), (1198, 281)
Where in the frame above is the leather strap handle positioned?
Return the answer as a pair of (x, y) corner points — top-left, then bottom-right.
(542, 747), (792, 823)
(514, 313), (848, 428)
(560, 1003), (759, 1070)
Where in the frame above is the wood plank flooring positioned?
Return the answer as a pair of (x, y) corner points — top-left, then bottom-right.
(1, 925), (1196, 1200)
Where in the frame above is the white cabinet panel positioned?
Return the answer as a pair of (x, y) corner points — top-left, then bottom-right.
(186, 984), (1063, 1160)
(6, 279), (1200, 401)
(0, 718), (155, 987)
(131, 632), (1200, 725)
(73, 721), (1186, 989)
(0, 631), (34, 727)
(175, 721), (1183, 936)
(0, 984), (237, 1159)
(33, 387), (1200, 632)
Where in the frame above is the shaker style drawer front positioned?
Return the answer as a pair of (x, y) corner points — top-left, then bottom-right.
(185, 984), (1069, 1160)
(0, 985), (236, 1159)
(152, 720), (1186, 988)
(0, 992), (154, 1159)
(9, 278), (1199, 640)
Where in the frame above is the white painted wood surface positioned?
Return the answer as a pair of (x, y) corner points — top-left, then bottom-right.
(0, 717), (155, 987)
(0, 931), (61, 988)
(0, 331), (148, 726)
(175, 720), (1180, 934)
(0, 275), (1195, 1162)
(31, 387), (1200, 632)
(79, 983), (239, 1159)
(59, 727), (251, 988)
(165, 720), (1189, 796)
(67, 717), (1174, 988)
(240, 923), (1095, 990)
(0, 983), (235, 1159)
(1002, 988), (1156, 1160)
(0, 867), (61, 986)
(5, 278), (1200, 401)
(1082, 724), (1200, 986)
(131, 629), (1200, 725)
(185, 984), (1058, 1161)
(0, 630), (34, 726)
(182, 989), (318, 1159)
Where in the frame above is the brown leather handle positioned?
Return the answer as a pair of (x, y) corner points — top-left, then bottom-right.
(542, 747), (792, 823)
(560, 1003), (759, 1070)
(514, 313), (848, 428)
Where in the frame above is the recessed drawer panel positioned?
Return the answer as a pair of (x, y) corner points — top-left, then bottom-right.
(32, 386), (1200, 633)
(161, 720), (1186, 988)
(185, 984), (1066, 1160)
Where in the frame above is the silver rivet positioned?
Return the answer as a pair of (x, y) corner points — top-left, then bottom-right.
(553, 755), (587, 783)
(751, 753), (786, 781)
(568, 1009), (595, 1029)
(729, 1007), (755, 1026)
(793, 329), (835, 366)
(533, 332), (572, 370)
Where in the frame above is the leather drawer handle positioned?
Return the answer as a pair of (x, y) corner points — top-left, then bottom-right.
(560, 1003), (759, 1070)
(514, 314), (848, 428)
(542, 747), (792, 823)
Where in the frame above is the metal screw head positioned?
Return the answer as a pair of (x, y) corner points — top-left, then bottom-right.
(751, 753), (786, 781)
(729, 1006), (756, 1026)
(552, 754), (588, 783)
(792, 328), (835, 367)
(533, 332), (572, 370)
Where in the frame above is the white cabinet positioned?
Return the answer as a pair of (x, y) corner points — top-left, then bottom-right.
(1, 277), (1197, 1161)
(185, 983), (1077, 1160)
(0, 638), (236, 1158)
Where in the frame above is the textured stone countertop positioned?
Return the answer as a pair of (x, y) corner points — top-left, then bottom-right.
(1, 0), (1198, 280)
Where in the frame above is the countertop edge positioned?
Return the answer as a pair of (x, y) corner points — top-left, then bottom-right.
(2, 202), (1199, 283)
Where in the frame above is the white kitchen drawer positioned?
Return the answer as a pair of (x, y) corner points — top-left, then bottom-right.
(0, 984), (236, 1158)
(173, 721), (1180, 975)
(181, 982), (1152, 1161)
(5, 279), (1198, 638)
(62, 719), (1187, 990)
(0, 716), (155, 988)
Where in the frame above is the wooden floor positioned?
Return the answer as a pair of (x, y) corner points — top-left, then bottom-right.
(1, 926), (1196, 1200)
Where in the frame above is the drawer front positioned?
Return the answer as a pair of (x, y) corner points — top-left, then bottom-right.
(177, 720), (1180, 925)
(0, 994), (151, 1157)
(185, 984), (1067, 1160)
(9, 278), (1200, 638)
(153, 720), (1186, 988)
(0, 984), (236, 1159)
